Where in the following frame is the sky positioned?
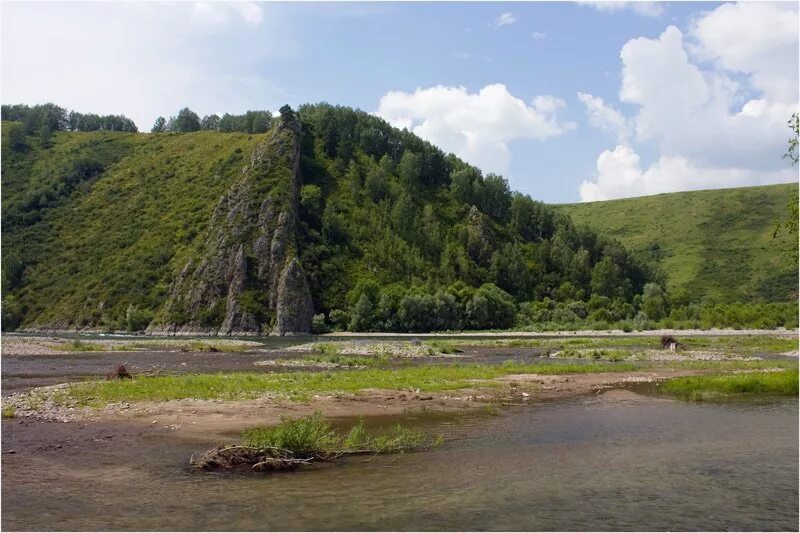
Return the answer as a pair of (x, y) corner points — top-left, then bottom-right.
(2, 1), (798, 203)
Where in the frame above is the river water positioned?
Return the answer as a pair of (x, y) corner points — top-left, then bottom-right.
(3, 389), (797, 531)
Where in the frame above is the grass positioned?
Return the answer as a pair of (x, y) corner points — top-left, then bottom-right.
(193, 413), (435, 472)
(554, 348), (630, 361)
(242, 413), (426, 457)
(53, 361), (641, 406)
(558, 183), (799, 303)
(303, 353), (388, 367)
(2, 406), (15, 418)
(678, 335), (798, 354)
(662, 369), (799, 400)
(57, 339), (104, 352)
(429, 335), (797, 355)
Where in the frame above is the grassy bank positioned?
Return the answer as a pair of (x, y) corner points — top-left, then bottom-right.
(424, 335), (797, 354)
(37, 358), (798, 408)
(662, 370), (799, 400)
(51, 362), (640, 406)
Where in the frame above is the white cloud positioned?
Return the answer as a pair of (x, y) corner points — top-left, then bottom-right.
(492, 12), (517, 28)
(376, 84), (575, 176)
(689, 2), (799, 102)
(578, 2), (799, 201)
(531, 32), (547, 40)
(577, 92), (631, 143)
(1, 2), (287, 130)
(579, 145), (795, 202)
(620, 24), (797, 170)
(191, 2), (264, 27)
(577, 2), (664, 17)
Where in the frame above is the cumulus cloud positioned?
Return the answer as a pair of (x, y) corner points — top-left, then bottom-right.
(579, 2), (798, 201)
(376, 84), (575, 176)
(577, 92), (631, 143)
(492, 12), (517, 28)
(689, 2), (799, 102)
(2, 2), (287, 130)
(579, 145), (795, 202)
(577, 2), (664, 17)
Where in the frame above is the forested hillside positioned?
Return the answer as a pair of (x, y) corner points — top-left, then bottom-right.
(1, 103), (796, 333)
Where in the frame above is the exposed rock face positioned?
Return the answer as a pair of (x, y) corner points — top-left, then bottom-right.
(274, 258), (314, 335)
(149, 113), (313, 336)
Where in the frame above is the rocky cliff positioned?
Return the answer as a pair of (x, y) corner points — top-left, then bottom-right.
(149, 113), (313, 335)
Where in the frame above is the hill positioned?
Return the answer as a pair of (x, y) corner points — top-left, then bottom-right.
(557, 183), (799, 304)
(1, 104), (657, 334)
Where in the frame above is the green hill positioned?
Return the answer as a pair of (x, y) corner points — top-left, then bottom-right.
(557, 184), (799, 304)
(1, 104), (656, 333)
(2, 103), (796, 334)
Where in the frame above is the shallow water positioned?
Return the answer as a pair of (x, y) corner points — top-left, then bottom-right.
(3, 391), (797, 531)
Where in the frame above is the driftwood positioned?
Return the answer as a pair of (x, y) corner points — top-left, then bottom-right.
(660, 336), (683, 351)
(191, 444), (410, 473)
(106, 364), (133, 380)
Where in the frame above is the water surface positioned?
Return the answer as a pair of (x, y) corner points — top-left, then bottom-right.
(3, 391), (797, 531)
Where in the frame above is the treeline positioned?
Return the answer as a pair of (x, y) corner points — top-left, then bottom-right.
(313, 282), (798, 333)
(2, 103), (137, 134)
(151, 107), (273, 134)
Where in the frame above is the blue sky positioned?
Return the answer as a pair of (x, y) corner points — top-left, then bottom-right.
(2, 1), (798, 203)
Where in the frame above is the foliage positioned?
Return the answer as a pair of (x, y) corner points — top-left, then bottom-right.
(4, 101), (793, 333)
(662, 370), (798, 400)
(2, 103), (137, 133)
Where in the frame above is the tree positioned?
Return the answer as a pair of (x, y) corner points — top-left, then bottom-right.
(151, 116), (167, 133)
(365, 165), (388, 202)
(590, 256), (621, 298)
(7, 124), (26, 152)
(480, 174), (512, 221)
(300, 184), (324, 223)
(348, 293), (374, 331)
(172, 108), (201, 132)
(450, 167), (480, 205)
(641, 282), (668, 321)
(279, 104), (296, 123)
(200, 114), (220, 130)
(38, 125), (52, 147)
(773, 113), (799, 241)
(346, 160), (361, 200)
(784, 113), (798, 165)
(397, 150), (422, 187)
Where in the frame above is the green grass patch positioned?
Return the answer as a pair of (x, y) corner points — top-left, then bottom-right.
(2, 406), (15, 418)
(242, 413), (425, 456)
(662, 369), (799, 400)
(678, 335), (798, 354)
(55, 361), (640, 406)
(303, 353), (388, 367)
(425, 341), (464, 354)
(57, 339), (105, 352)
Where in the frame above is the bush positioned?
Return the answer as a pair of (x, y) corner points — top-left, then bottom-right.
(311, 313), (329, 334)
(125, 304), (153, 331)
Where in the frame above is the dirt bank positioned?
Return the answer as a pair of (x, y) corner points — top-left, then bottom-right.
(5, 368), (708, 441)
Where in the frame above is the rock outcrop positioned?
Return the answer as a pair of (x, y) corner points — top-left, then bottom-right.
(149, 112), (313, 336)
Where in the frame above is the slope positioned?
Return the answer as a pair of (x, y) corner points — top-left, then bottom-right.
(557, 183), (799, 304)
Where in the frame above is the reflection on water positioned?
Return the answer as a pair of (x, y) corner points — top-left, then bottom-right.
(3, 392), (797, 531)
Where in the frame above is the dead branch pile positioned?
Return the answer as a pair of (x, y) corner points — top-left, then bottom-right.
(191, 445), (318, 472)
(660, 336), (681, 349)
